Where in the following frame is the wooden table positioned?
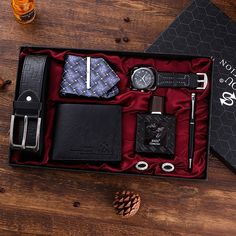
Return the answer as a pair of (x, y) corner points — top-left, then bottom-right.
(0, 0), (235, 235)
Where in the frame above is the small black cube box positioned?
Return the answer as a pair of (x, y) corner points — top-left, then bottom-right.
(136, 113), (176, 155)
(52, 104), (122, 162)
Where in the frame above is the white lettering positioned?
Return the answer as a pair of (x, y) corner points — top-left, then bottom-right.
(225, 77), (234, 86)
(219, 59), (236, 78)
(226, 64), (232, 70)
(232, 82), (236, 90)
(220, 59), (227, 66)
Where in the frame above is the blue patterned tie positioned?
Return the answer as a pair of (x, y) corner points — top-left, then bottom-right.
(60, 55), (120, 98)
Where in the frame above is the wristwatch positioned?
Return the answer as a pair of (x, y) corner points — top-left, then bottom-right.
(130, 67), (208, 91)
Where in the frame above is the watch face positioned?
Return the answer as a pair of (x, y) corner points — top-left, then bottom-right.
(131, 67), (155, 90)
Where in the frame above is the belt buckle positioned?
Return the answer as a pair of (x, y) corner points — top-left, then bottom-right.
(196, 73), (208, 90)
(10, 114), (41, 152)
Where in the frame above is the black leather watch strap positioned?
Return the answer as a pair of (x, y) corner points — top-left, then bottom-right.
(156, 72), (199, 89)
(10, 55), (49, 154)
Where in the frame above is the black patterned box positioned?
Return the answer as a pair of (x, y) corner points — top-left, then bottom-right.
(147, 0), (236, 171)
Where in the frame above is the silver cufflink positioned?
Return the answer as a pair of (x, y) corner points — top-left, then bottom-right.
(161, 163), (175, 172)
(135, 161), (148, 171)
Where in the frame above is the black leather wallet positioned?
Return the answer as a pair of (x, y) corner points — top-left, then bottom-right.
(51, 104), (122, 162)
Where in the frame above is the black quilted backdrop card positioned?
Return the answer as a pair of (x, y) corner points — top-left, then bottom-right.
(147, 0), (236, 171)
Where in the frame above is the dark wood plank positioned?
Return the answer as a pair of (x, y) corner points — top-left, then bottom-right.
(0, 0), (236, 235)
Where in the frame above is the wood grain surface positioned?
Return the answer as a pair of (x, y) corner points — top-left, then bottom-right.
(0, 0), (236, 235)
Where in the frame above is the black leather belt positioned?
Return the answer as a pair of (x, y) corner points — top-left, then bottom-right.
(10, 55), (49, 153)
(156, 72), (207, 89)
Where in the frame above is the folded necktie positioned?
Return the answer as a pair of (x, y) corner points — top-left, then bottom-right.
(60, 55), (120, 98)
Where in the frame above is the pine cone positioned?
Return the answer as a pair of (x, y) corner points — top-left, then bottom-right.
(113, 190), (141, 218)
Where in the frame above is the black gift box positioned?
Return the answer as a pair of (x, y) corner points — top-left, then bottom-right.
(9, 46), (213, 179)
(147, 0), (236, 172)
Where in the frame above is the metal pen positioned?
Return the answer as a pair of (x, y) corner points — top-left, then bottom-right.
(188, 93), (196, 171)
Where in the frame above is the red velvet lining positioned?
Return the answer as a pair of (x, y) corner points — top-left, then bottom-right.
(10, 48), (212, 178)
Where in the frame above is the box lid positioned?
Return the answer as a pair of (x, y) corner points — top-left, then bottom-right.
(147, 0), (236, 172)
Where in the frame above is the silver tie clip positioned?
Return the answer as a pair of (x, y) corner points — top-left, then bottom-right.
(86, 56), (91, 89)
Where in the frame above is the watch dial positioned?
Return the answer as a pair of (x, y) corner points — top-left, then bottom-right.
(132, 68), (155, 90)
